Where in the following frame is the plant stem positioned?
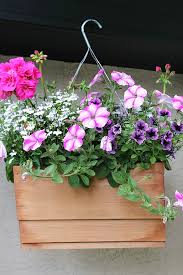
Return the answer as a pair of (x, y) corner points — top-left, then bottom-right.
(39, 63), (47, 99)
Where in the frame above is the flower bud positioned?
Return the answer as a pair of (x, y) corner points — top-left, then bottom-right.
(156, 66), (161, 72)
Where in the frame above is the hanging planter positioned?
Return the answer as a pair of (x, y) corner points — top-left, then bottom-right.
(0, 19), (182, 249)
(14, 163), (165, 249)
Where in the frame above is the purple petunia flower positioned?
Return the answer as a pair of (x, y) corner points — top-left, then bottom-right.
(135, 120), (148, 132)
(88, 69), (104, 87)
(96, 127), (103, 133)
(80, 92), (101, 106)
(100, 136), (117, 154)
(131, 130), (146, 145)
(100, 136), (113, 152)
(171, 122), (183, 134)
(105, 119), (113, 129)
(163, 131), (173, 142)
(157, 108), (171, 117)
(174, 190), (183, 210)
(0, 141), (7, 161)
(109, 140), (117, 154)
(111, 71), (135, 86)
(108, 123), (122, 140)
(89, 97), (101, 105)
(146, 127), (159, 140)
(148, 116), (156, 126)
(161, 139), (172, 151)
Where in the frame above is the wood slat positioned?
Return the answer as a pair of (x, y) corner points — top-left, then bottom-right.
(19, 220), (165, 244)
(21, 242), (165, 249)
(14, 163), (164, 220)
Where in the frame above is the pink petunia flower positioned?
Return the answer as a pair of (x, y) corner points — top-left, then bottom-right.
(0, 141), (7, 161)
(16, 79), (37, 100)
(124, 85), (147, 109)
(174, 190), (183, 211)
(156, 66), (161, 72)
(111, 71), (135, 86)
(88, 69), (104, 87)
(172, 95), (183, 112)
(63, 124), (85, 152)
(78, 103), (110, 128)
(23, 130), (47, 152)
(100, 136), (112, 152)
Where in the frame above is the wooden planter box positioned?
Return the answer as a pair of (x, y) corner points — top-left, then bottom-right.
(13, 163), (165, 249)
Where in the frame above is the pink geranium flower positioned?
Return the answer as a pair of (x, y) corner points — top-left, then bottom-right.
(124, 85), (147, 109)
(63, 124), (85, 152)
(100, 136), (112, 152)
(156, 66), (161, 72)
(174, 191), (183, 210)
(19, 61), (41, 80)
(78, 103), (110, 128)
(0, 141), (7, 162)
(111, 71), (135, 86)
(23, 130), (47, 152)
(16, 79), (37, 100)
(172, 95), (183, 112)
(0, 90), (12, 100)
(88, 69), (104, 87)
(9, 57), (25, 73)
(0, 66), (18, 92)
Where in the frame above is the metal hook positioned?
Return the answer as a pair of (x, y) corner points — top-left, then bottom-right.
(81, 19), (102, 51)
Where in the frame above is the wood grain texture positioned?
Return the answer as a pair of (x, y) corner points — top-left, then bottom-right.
(13, 163), (164, 220)
(19, 220), (165, 243)
(21, 242), (165, 249)
(13, 163), (166, 249)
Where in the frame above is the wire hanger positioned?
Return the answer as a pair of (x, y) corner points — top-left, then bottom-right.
(70, 18), (111, 86)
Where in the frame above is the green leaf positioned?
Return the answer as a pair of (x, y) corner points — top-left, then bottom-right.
(89, 160), (98, 167)
(90, 155), (98, 160)
(44, 164), (56, 176)
(63, 163), (75, 175)
(150, 156), (156, 164)
(85, 169), (95, 177)
(121, 145), (129, 152)
(52, 172), (63, 184)
(131, 154), (137, 159)
(128, 176), (137, 188)
(49, 143), (59, 153)
(95, 165), (109, 179)
(68, 175), (81, 187)
(41, 152), (50, 158)
(55, 155), (66, 162)
(80, 174), (90, 186)
(126, 194), (140, 202)
(107, 173), (119, 188)
(112, 170), (126, 184)
(164, 160), (172, 170)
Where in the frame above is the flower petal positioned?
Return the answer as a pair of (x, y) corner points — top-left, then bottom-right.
(82, 118), (96, 128)
(95, 117), (109, 128)
(64, 139), (75, 151)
